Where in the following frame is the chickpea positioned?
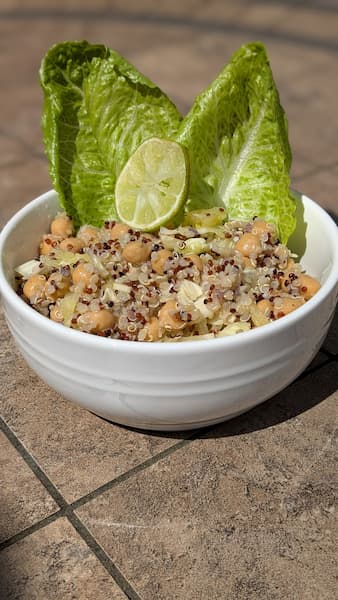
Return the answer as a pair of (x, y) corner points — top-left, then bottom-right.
(298, 274), (320, 300)
(72, 263), (94, 287)
(151, 249), (172, 275)
(146, 317), (160, 341)
(235, 233), (262, 257)
(50, 214), (73, 238)
(110, 223), (129, 240)
(285, 258), (295, 271)
(256, 299), (273, 316)
(77, 225), (100, 243)
(185, 254), (203, 272)
(40, 235), (60, 255)
(59, 237), (83, 253)
(79, 309), (115, 332)
(251, 220), (271, 236)
(242, 256), (255, 269)
(273, 296), (305, 319)
(23, 274), (46, 301)
(158, 299), (186, 331)
(45, 273), (71, 301)
(122, 241), (151, 265)
(50, 304), (63, 323)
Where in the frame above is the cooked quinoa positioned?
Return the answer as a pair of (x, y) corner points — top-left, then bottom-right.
(16, 211), (320, 342)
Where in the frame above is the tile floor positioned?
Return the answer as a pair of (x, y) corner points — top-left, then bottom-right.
(0, 1), (337, 598)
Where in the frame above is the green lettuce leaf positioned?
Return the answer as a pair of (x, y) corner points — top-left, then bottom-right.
(40, 41), (182, 228)
(177, 42), (295, 243)
(40, 42), (108, 227)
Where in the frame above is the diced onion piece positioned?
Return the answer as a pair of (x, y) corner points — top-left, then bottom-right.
(41, 249), (84, 268)
(113, 282), (131, 293)
(58, 292), (80, 327)
(15, 259), (41, 278)
(250, 305), (270, 327)
(177, 281), (203, 305)
(183, 207), (228, 228)
(217, 322), (251, 336)
(178, 333), (215, 342)
(194, 296), (214, 318)
(181, 238), (209, 255)
(101, 282), (118, 304)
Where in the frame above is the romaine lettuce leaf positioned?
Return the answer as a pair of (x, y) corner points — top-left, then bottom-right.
(40, 41), (182, 228)
(41, 41), (295, 243)
(40, 42), (109, 227)
(177, 42), (295, 243)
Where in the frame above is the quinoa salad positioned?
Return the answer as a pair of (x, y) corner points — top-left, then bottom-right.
(16, 209), (320, 342)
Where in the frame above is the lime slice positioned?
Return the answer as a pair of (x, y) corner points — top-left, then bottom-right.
(115, 137), (189, 231)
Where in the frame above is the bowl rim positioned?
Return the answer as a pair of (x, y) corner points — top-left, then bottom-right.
(0, 189), (337, 356)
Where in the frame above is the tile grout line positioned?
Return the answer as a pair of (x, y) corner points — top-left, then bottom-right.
(0, 419), (193, 548)
(67, 512), (142, 600)
(69, 437), (194, 512)
(0, 416), (68, 509)
(0, 354), (335, 559)
(0, 511), (142, 600)
(0, 426), (192, 600)
(321, 347), (338, 360)
(0, 418), (194, 597)
(1, 411), (194, 521)
(0, 125), (47, 162)
(1, 352), (336, 541)
(0, 418), (150, 598)
(292, 160), (338, 182)
(1, 351), (336, 501)
(0, 509), (65, 552)
(1, 9), (338, 54)
(0, 157), (45, 171)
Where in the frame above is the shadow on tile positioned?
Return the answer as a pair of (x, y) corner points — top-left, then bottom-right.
(0, 518), (126, 600)
(93, 413), (188, 440)
(198, 357), (337, 439)
(73, 205), (338, 442)
(95, 340), (336, 443)
(327, 209), (338, 224)
(94, 305), (337, 441)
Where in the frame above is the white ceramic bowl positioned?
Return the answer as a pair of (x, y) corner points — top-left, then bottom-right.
(0, 190), (337, 431)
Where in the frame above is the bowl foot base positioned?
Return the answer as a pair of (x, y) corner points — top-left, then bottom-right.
(90, 407), (248, 432)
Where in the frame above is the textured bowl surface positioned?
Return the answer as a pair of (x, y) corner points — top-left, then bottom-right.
(0, 190), (337, 430)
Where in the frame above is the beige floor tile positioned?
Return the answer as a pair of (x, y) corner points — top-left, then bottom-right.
(0, 133), (33, 169)
(1, 13), (336, 213)
(293, 165), (338, 216)
(232, 1), (338, 42)
(0, 157), (50, 226)
(268, 47), (338, 170)
(230, 1), (291, 30)
(1, 0), (119, 8)
(0, 0), (246, 20)
(0, 431), (58, 543)
(0, 517), (127, 599)
(0, 5), (337, 598)
(0, 313), (186, 504)
(76, 366), (337, 599)
(276, 4), (338, 41)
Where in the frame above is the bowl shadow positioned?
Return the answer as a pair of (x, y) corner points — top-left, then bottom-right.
(94, 200), (338, 440)
(282, 192), (337, 260)
(200, 353), (336, 440)
(96, 306), (337, 441)
(327, 209), (338, 225)
(287, 189), (307, 259)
